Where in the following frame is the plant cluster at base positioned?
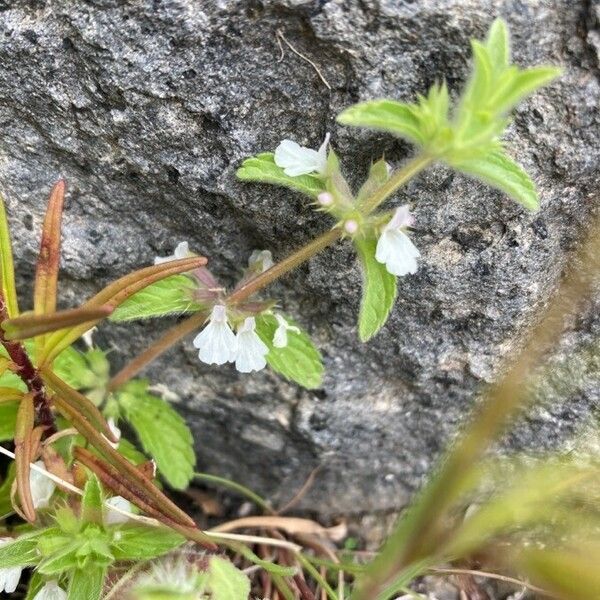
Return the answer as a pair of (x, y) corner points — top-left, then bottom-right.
(0, 17), (580, 600)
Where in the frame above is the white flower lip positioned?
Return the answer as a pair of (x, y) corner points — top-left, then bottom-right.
(376, 206), (420, 277)
(30, 460), (56, 509)
(154, 241), (190, 265)
(33, 580), (67, 600)
(105, 495), (134, 525)
(235, 317), (269, 373)
(104, 417), (122, 449)
(0, 538), (22, 594)
(193, 304), (237, 365)
(274, 133), (330, 177)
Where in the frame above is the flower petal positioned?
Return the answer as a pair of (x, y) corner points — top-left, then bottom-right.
(105, 495), (133, 525)
(274, 140), (322, 176)
(235, 317), (269, 373)
(376, 230), (420, 277)
(193, 305), (237, 365)
(33, 581), (67, 600)
(30, 461), (56, 509)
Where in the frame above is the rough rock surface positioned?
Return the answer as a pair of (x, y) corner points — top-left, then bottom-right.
(0, 0), (598, 517)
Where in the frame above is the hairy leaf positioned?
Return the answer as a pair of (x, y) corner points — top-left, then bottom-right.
(110, 524), (185, 560)
(255, 313), (324, 389)
(117, 380), (196, 489)
(81, 475), (104, 525)
(68, 566), (106, 600)
(355, 238), (398, 341)
(0, 532), (42, 567)
(208, 556), (251, 600)
(237, 152), (325, 198)
(451, 149), (538, 210)
(110, 275), (203, 322)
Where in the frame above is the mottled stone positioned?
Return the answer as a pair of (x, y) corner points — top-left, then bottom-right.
(0, 0), (598, 517)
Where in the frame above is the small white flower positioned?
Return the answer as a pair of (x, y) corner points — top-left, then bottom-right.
(30, 461), (56, 509)
(235, 317), (269, 373)
(375, 205), (420, 277)
(33, 580), (67, 600)
(105, 495), (134, 525)
(193, 304), (237, 365)
(154, 241), (190, 265)
(0, 538), (22, 594)
(81, 326), (97, 348)
(105, 417), (121, 449)
(248, 249), (274, 272)
(273, 314), (300, 349)
(274, 133), (330, 177)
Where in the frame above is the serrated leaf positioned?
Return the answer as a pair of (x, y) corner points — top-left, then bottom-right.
(0, 401), (18, 441)
(255, 314), (324, 389)
(237, 152), (325, 198)
(68, 566), (106, 600)
(355, 238), (398, 342)
(451, 149), (538, 210)
(110, 275), (202, 322)
(207, 556), (251, 600)
(110, 524), (185, 560)
(117, 381), (195, 489)
(337, 100), (425, 146)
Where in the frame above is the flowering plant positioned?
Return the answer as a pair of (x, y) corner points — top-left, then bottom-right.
(0, 18), (579, 600)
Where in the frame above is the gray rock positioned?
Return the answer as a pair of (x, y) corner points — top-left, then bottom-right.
(0, 0), (598, 518)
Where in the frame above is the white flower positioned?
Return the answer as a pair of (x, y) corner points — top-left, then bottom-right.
(30, 461), (56, 509)
(0, 538), (22, 594)
(274, 133), (330, 177)
(105, 495), (133, 525)
(235, 317), (269, 373)
(248, 249), (274, 272)
(193, 304), (237, 365)
(273, 314), (300, 348)
(375, 205), (420, 277)
(33, 581), (67, 600)
(104, 417), (121, 449)
(81, 326), (97, 348)
(154, 241), (190, 265)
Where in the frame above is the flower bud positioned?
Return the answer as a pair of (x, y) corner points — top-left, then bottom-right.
(344, 219), (359, 235)
(317, 192), (334, 207)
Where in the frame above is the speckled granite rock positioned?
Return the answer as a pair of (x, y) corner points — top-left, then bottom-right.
(0, 0), (598, 517)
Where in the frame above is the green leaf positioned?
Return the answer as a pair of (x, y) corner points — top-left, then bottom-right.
(451, 149), (538, 210)
(0, 533), (41, 567)
(355, 238), (398, 342)
(356, 159), (390, 205)
(117, 380), (196, 489)
(0, 401), (18, 441)
(337, 100), (425, 146)
(207, 556), (251, 600)
(81, 476), (104, 525)
(255, 314), (324, 389)
(68, 566), (106, 600)
(110, 275), (202, 322)
(237, 152), (325, 198)
(0, 462), (15, 516)
(110, 524), (185, 560)
(485, 18), (510, 72)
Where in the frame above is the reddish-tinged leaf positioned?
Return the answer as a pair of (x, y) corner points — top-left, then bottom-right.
(34, 180), (65, 317)
(2, 305), (113, 341)
(41, 368), (117, 443)
(39, 256), (207, 365)
(15, 393), (35, 522)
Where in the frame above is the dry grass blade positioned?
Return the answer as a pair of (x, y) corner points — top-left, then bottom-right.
(210, 516), (347, 541)
(39, 255), (207, 365)
(14, 392), (35, 522)
(2, 305), (113, 340)
(0, 193), (19, 318)
(34, 180), (65, 320)
(42, 368), (118, 443)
